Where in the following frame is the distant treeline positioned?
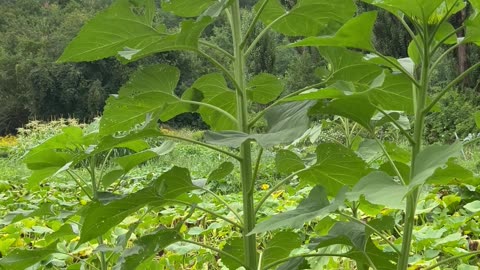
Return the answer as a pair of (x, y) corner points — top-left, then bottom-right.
(1, 0), (479, 138)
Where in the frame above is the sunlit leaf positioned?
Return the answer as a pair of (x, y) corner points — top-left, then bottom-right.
(298, 144), (369, 195)
(59, 0), (211, 62)
(256, 0), (355, 36)
(100, 65), (188, 135)
(290, 12), (378, 51)
(161, 0), (216, 17)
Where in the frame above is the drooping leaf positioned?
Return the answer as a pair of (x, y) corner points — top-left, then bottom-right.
(297, 143), (369, 195)
(290, 11), (378, 51)
(262, 232), (302, 267)
(200, 0), (231, 19)
(410, 142), (462, 188)
(93, 129), (160, 154)
(256, 0), (356, 36)
(79, 188), (157, 245)
(426, 160), (477, 185)
(58, 0), (211, 62)
(102, 168), (127, 188)
(361, 0), (444, 23)
(114, 141), (175, 171)
(79, 166), (194, 244)
(311, 222), (397, 270)
(275, 150), (305, 174)
(310, 95), (377, 130)
(250, 186), (345, 234)
(205, 101), (314, 147)
(161, 0), (216, 17)
(348, 171), (407, 209)
(247, 73), (284, 104)
(208, 161), (234, 182)
(221, 237), (246, 270)
(258, 101), (315, 147)
(100, 65), (187, 135)
(0, 241), (58, 269)
(366, 216), (395, 237)
(115, 228), (181, 270)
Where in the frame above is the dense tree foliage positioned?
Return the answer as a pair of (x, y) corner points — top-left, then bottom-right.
(1, 0), (480, 142)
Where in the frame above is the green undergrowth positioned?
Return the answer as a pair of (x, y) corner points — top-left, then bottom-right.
(1, 120), (480, 269)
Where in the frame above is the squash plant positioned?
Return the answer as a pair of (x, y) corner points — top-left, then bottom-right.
(4, 0), (480, 269)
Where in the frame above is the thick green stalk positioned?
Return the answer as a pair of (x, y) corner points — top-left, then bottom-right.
(231, 1), (257, 269)
(397, 26), (430, 270)
(89, 156), (108, 270)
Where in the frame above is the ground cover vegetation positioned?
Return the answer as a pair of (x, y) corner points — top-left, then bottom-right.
(4, 0), (480, 269)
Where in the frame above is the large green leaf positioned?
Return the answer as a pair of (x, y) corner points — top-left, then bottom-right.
(262, 231), (302, 267)
(410, 142), (462, 188)
(426, 160), (478, 185)
(0, 241), (58, 269)
(290, 12), (378, 51)
(114, 141), (175, 171)
(221, 237), (246, 270)
(115, 228), (181, 270)
(348, 171), (408, 209)
(311, 222), (397, 270)
(310, 95), (377, 130)
(161, 0), (216, 17)
(207, 161), (234, 182)
(275, 150), (305, 174)
(319, 47), (383, 84)
(23, 127), (87, 186)
(435, 22), (458, 45)
(256, 0), (356, 36)
(185, 73), (237, 131)
(247, 73), (284, 104)
(250, 186), (345, 234)
(297, 143), (369, 195)
(92, 129), (160, 154)
(58, 0), (211, 62)
(100, 65), (187, 135)
(79, 166), (195, 244)
(319, 48), (414, 113)
(361, 0), (444, 23)
(204, 101), (314, 147)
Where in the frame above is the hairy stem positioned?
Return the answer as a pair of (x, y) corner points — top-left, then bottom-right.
(397, 21), (431, 270)
(231, 1), (257, 268)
